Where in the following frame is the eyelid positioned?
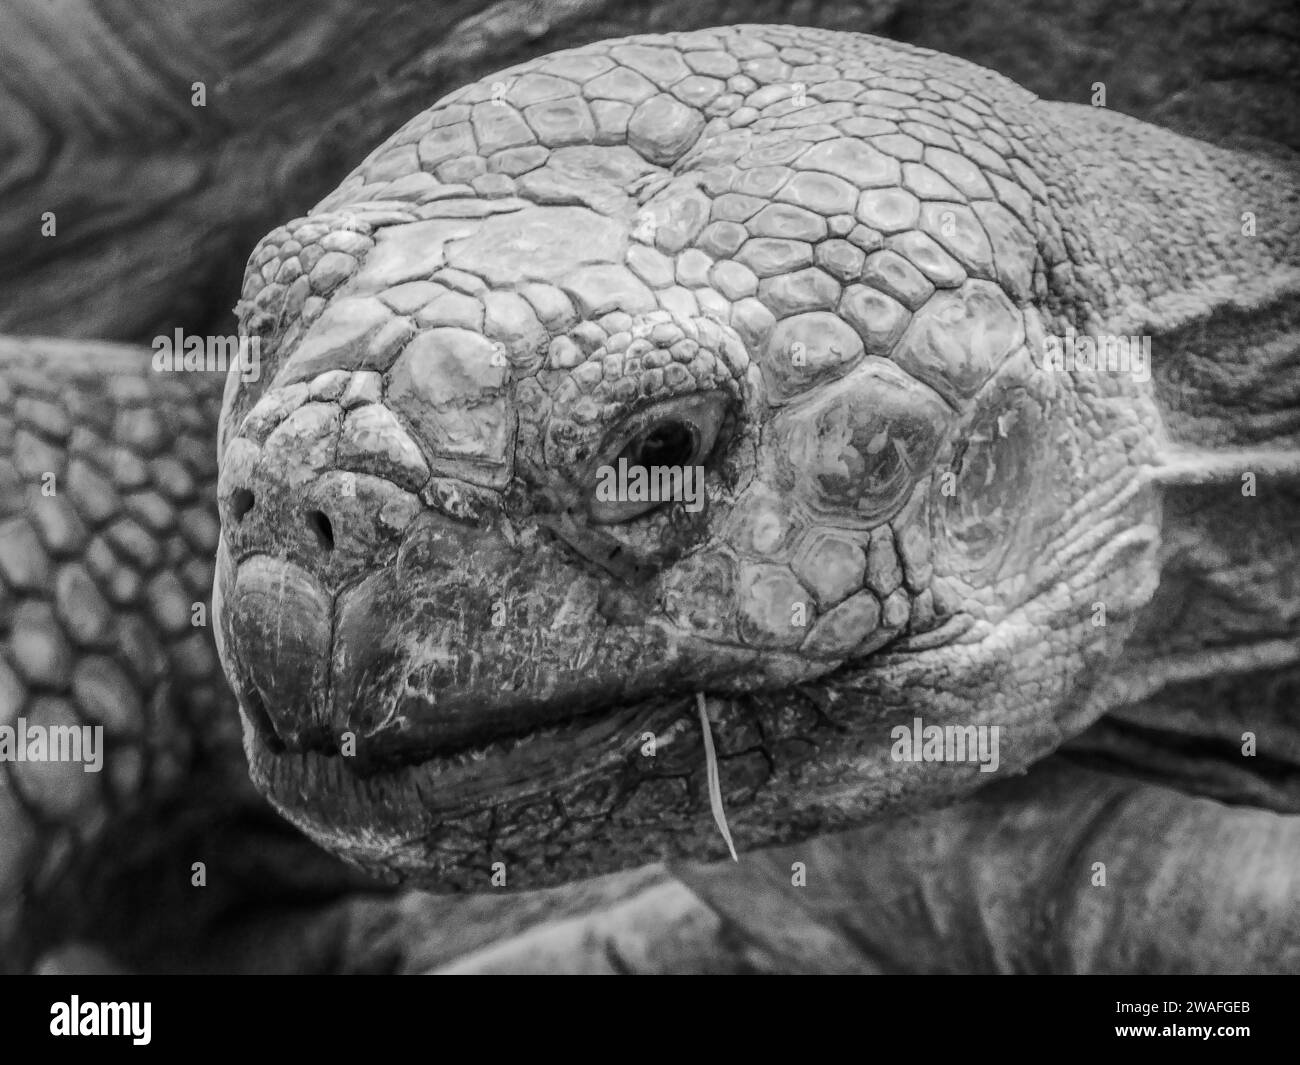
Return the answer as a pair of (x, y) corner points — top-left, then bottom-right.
(588, 392), (728, 476)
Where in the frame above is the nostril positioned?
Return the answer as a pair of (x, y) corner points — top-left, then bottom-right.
(231, 488), (255, 522)
(308, 510), (335, 553)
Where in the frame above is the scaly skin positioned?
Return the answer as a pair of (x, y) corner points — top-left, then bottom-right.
(0, 340), (232, 962)
(2, 25), (1298, 972)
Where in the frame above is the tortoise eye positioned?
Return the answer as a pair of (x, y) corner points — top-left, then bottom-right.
(622, 419), (698, 469)
(587, 392), (728, 525)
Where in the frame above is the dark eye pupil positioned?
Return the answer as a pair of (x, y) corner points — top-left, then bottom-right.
(632, 421), (695, 467)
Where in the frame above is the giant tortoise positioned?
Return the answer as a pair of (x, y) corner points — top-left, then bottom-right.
(2, 19), (1298, 974)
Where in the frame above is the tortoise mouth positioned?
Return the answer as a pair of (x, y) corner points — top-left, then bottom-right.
(236, 678), (682, 780)
(237, 684), (702, 865)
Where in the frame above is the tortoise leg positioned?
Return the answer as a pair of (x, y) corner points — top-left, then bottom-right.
(673, 759), (1300, 973)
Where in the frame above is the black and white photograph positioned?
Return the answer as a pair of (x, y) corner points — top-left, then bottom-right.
(0, 0), (1296, 1021)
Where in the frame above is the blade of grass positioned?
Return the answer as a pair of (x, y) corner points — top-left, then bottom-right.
(697, 692), (738, 862)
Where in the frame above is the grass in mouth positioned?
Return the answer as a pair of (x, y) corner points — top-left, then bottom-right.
(697, 692), (739, 862)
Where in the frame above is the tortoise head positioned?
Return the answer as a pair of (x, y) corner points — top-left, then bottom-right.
(213, 31), (1165, 889)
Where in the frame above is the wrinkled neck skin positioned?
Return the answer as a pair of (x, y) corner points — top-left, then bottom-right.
(212, 26), (1296, 890)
